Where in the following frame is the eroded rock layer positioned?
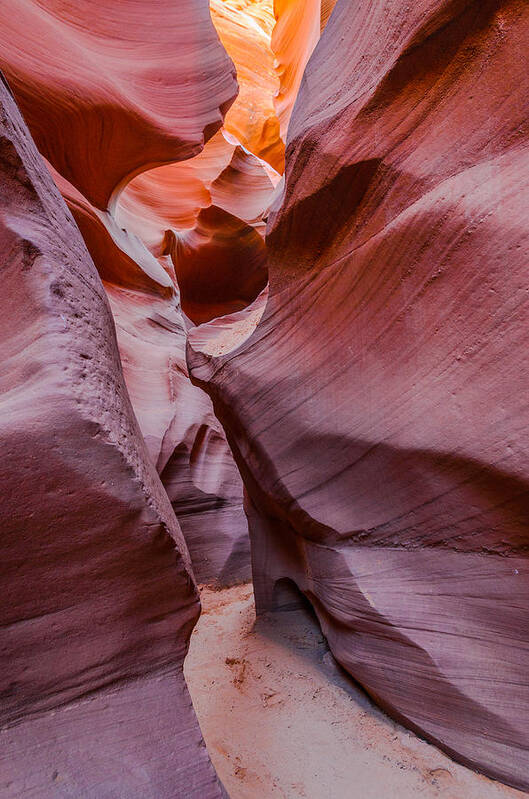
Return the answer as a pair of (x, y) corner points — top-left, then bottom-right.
(0, 76), (225, 799)
(117, 129), (277, 324)
(189, 0), (529, 790)
(271, 0), (337, 140)
(0, 0), (237, 209)
(272, 0), (321, 140)
(105, 283), (250, 585)
(0, 0), (257, 587)
(212, 0), (284, 171)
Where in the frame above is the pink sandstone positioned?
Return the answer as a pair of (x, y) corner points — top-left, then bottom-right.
(0, 74), (226, 798)
(188, 0), (529, 790)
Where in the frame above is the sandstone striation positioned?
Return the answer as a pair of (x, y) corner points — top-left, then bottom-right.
(105, 283), (250, 585)
(0, 0), (237, 209)
(0, 76), (226, 798)
(271, 0), (338, 141)
(3, 0), (529, 792)
(50, 155), (252, 584)
(117, 130), (277, 324)
(0, 0), (259, 587)
(189, 0), (529, 790)
(212, 0), (284, 171)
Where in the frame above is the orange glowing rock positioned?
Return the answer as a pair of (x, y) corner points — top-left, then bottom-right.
(272, 0), (321, 141)
(116, 131), (236, 254)
(211, 0), (284, 171)
(320, 0), (338, 29)
(271, 0), (337, 140)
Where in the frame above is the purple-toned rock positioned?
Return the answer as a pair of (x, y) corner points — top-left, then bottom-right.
(189, 0), (529, 790)
(0, 77), (225, 798)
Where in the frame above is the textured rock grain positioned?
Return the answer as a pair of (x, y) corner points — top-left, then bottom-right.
(189, 0), (529, 790)
(0, 0), (238, 209)
(0, 0), (257, 586)
(0, 78), (225, 798)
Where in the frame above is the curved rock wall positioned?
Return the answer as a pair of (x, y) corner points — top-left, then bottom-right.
(0, 76), (225, 799)
(189, 0), (529, 790)
(212, 0), (284, 171)
(3, 0), (529, 792)
(272, 0), (322, 140)
(0, 0), (276, 793)
(271, 0), (337, 140)
(0, 0), (237, 209)
(117, 130), (277, 324)
(0, 0), (263, 588)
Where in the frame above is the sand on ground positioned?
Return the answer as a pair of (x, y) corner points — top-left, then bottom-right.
(185, 583), (528, 799)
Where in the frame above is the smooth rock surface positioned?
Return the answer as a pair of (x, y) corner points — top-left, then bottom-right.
(272, 0), (322, 140)
(0, 0), (237, 209)
(0, 77), (224, 797)
(118, 129), (277, 324)
(189, 0), (529, 790)
(0, 0), (256, 586)
(106, 284), (250, 585)
(271, 0), (337, 140)
(212, 0), (284, 171)
(48, 156), (251, 584)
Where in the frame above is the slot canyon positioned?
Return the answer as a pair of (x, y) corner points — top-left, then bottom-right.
(0, 1), (528, 797)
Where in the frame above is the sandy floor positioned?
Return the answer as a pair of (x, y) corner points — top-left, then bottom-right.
(185, 583), (528, 799)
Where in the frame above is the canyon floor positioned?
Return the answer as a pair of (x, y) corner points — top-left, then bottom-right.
(185, 583), (528, 799)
